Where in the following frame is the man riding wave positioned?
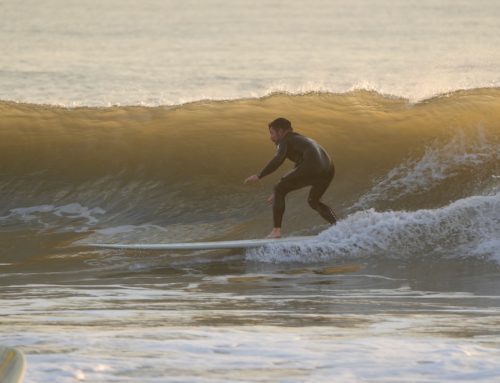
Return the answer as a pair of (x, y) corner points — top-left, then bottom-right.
(245, 117), (337, 238)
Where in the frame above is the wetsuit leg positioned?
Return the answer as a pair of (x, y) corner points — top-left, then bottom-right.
(273, 177), (310, 228)
(307, 171), (337, 224)
(274, 163), (336, 228)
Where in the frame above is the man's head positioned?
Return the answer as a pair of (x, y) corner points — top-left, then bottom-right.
(268, 117), (292, 144)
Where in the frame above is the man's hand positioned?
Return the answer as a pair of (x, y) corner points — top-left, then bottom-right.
(267, 193), (274, 204)
(244, 174), (260, 184)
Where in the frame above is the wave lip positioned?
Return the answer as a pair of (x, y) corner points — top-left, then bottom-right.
(247, 193), (500, 263)
(353, 126), (499, 210)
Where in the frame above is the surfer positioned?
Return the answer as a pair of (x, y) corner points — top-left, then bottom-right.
(245, 117), (337, 238)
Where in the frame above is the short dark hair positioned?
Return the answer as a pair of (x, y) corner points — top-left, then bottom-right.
(268, 117), (292, 131)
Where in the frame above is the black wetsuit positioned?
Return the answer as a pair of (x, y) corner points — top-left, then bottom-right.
(258, 131), (336, 228)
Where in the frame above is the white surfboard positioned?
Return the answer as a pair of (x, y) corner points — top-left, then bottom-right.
(89, 235), (314, 250)
(0, 346), (26, 383)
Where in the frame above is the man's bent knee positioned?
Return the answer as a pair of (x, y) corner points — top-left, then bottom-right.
(308, 197), (319, 210)
(274, 182), (289, 197)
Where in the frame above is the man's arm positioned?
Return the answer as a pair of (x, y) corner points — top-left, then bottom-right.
(244, 140), (288, 184)
(257, 141), (287, 179)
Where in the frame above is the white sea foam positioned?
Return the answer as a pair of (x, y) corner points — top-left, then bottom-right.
(247, 193), (500, 263)
(10, 325), (500, 383)
(0, 203), (105, 232)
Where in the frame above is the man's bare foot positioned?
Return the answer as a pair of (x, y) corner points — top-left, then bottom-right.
(266, 228), (281, 239)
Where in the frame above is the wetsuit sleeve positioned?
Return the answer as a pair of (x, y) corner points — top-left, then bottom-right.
(258, 141), (287, 179)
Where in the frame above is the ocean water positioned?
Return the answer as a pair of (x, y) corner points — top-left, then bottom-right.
(1, 1), (500, 382)
(2, 0), (500, 105)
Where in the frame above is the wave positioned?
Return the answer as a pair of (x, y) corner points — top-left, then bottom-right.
(0, 88), (499, 238)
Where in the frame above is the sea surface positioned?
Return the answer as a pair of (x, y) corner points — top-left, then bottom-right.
(1, 1), (500, 382)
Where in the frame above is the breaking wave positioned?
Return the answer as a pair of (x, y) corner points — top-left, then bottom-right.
(0, 88), (499, 257)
